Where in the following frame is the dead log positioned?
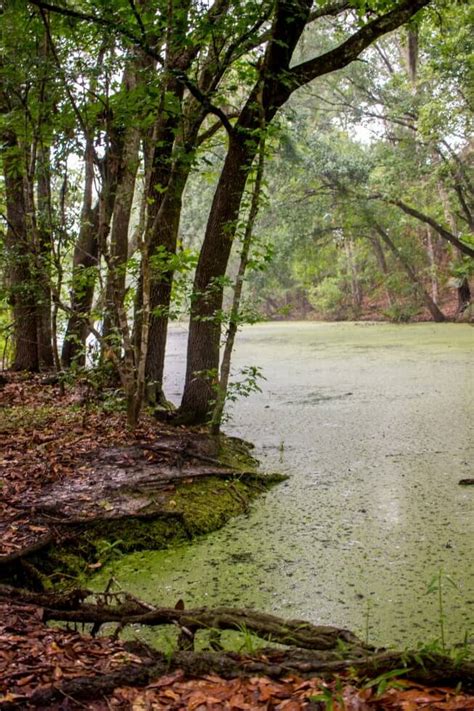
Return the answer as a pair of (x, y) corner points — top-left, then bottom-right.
(0, 534), (54, 565)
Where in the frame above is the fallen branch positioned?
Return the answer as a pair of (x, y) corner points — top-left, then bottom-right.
(0, 585), (366, 651)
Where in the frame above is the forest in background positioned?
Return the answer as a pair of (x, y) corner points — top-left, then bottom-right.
(1, 0), (473, 428)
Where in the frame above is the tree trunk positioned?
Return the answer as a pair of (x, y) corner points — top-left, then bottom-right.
(61, 141), (99, 368)
(178, 0), (433, 423)
(144, 168), (187, 402)
(102, 125), (141, 347)
(368, 234), (394, 307)
(3, 132), (40, 371)
(179, 136), (257, 422)
(344, 236), (362, 309)
(132, 74), (185, 367)
(437, 180), (471, 312)
(211, 133), (266, 434)
(36, 144), (55, 368)
(457, 277), (471, 312)
(424, 226), (439, 304)
(62, 133), (123, 367)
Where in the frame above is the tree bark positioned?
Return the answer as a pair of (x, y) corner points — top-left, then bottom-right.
(179, 136), (257, 422)
(2, 132), (40, 371)
(368, 234), (394, 307)
(344, 236), (362, 309)
(102, 119), (141, 347)
(211, 132), (266, 433)
(61, 139), (99, 367)
(36, 144), (55, 368)
(390, 198), (474, 259)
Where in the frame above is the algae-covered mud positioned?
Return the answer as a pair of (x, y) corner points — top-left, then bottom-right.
(92, 323), (474, 649)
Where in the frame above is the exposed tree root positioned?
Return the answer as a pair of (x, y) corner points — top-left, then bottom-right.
(2, 646), (474, 709)
(0, 584), (473, 710)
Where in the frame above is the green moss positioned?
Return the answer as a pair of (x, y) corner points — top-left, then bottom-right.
(21, 471), (279, 590)
(172, 477), (253, 536)
(91, 516), (188, 553)
(216, 436), (260, 470)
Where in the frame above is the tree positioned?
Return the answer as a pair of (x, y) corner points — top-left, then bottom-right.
(1, 2), (59, 370)
(178, 0), (432, 423)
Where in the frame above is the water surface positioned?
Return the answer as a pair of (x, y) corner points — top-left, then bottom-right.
(94, 322), (473, 648)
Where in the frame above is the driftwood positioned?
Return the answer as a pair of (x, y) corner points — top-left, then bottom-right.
(1, 583), (473, 709)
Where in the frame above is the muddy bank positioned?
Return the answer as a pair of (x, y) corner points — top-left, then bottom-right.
(1, 436), (279, 589)
(0, 376), (281, 590)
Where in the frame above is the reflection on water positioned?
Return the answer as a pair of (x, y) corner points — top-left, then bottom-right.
(93, 323), (474, 648)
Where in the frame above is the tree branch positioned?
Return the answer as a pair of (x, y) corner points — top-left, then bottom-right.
(27, 0), (163, 62)
(290, 0), (430, 87)
(389, 198), (474, 258)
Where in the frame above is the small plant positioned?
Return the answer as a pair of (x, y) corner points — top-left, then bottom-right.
(209, 364), (265, 432)
(235, 623), (264, 655)
(382, 302), (419, 323)
(364, 598), (372, 646)
(278, 440), (285, 463)
(362, 667), (408, 697)
(95, 539), (124, 564)
(310, 679), (344, 710)
(426, 569), (458, 652)
(226, 366), (265, 403)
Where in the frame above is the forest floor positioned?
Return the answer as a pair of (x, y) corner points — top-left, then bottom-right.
(1, 375), (473, 709)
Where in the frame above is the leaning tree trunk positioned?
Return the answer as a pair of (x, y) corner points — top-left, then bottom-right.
(179, 136), (257, 423)
(373, 222), (446, 322)
(3, 132), (40, 371)
(178, 0), (434, 424)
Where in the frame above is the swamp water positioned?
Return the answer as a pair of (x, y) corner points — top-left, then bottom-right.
(93, 322), (473, 648)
